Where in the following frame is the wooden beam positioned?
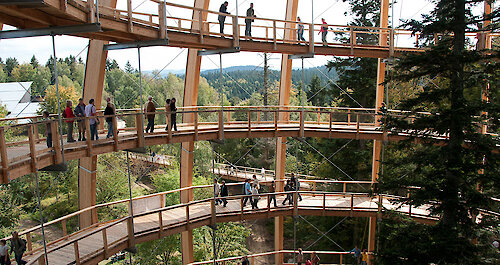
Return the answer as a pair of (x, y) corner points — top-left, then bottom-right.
(180, 1), (210, 264)
(367, 217), (377, 265)
(275, 1), (298, 264)
(78, 0), (117, 229)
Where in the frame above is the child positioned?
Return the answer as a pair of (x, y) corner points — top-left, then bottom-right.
(0, 239), (10, 265)
(43, 111), (52, 148)
(360, 249), (368, 265)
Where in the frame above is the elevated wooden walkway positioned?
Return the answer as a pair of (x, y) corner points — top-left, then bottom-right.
(1, 106), (494, 183)
(0, 0), (427, 58)
(7, 183), (436, 265)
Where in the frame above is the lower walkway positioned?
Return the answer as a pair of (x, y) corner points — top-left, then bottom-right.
(19, 189), (434, 264)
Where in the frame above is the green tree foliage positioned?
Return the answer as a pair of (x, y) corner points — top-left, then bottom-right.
(5, 57), (19, 76)
(326, 0), (380, 108)
(378, 0), (500, 263)
(39, 83), (79, 114)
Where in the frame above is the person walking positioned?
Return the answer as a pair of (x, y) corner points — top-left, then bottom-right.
(251, 183), (260, 209)
(350, 245), (361, 265)
(360, 249), (368, 265)
(242, 179), (253, 207)
(311, 251), (320, 265)
(0, 240), (10, 265)
(297, 248), (304, 265)
(74, 98), (86, 141)
(269, 180), (277, 207)
(220, 180), (228, 207)
(241, 256), (250, 265)
(63, 100), (75, 142)
(282, 179), (293, 205)
(319, 18), (329, 44)
(165, 98), (171, 131)
(214, 179), (223, 205)
(218, 1), (229, 34)
(252, 174), (260, 189)
(10, 232), (26, 265)
(104, 97), (115, 138)
(43, 111), (52, 148)
(170, 98), (178, 131)
(291, 173), (302, 201)
(297, 17), (306, 42)
(85, 99), (99, 140)
(245, 3), (256, 37)
(145, 96), (156, 133)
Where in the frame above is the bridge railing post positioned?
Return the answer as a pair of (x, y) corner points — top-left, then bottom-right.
(51, 121), (63, 164)
(102, 228), (108, 258)
(329, 111), (333, 138)
(273, 20), (277, 50)
(33, 117), (40, 142)
(0, 127), (9, 184)
(112, 115), (119, 152)
(194, 111), (199, 141)
(218, 110), (224, 140)
(84, 117), (92, 156)
(26, 232), (32, 252)
(232, 15), (239, 47)
(299, 110), (305, 138)
(74, 241), (80, 265)
(199, 10), (204, 43)
(309, 23), (315, 53)
(135, 111), (145, 147)
(127, 0), (133, 32)
(186, 204), (190, 230)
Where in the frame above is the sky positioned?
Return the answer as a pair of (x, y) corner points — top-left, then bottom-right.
(0, 0), (469, 73)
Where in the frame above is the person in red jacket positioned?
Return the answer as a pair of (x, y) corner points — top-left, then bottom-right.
(64, 100), (76, 142)
(319, 18), (329, 44)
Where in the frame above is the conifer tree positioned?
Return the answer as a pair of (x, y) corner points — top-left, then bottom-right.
(377, 0), (500, 263)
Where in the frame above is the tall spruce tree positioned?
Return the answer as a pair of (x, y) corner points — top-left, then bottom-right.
(377, 0), (500, 264)
(325, 0), (380, 108)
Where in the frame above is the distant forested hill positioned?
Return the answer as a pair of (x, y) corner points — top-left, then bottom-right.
(199, 65), (337, 100)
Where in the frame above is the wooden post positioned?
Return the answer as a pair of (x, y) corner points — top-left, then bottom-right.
(309, 23), (314, 53)
(27, 125), (37, 172)
(74, 242), (80, 265)
(26, 232), (32, 251)
(211, 199), (216, 227)
(329, 112), (333, 138)
(299, 110), (305, 138)
(127, 0), (133, 32)
(51, 121), (63, 164)
(247, 111), (252, 137)
(158, 2), (167, 39)
(218, 110), (224, 140)
(127, 217), (135, 248)
(273, 20), (277, 50)
(274, 111), (278, 137)
(62, 219), (68, 236)
(136, 112), (145, 148)
(194, 112), (199, 141)
(199, 10), (204, 43)
(87, 0), (95, 23)
(232, 15), (239, 47)
(322, 193), (326, 215)
(102, 229), (108, 258)
(33, 117), (40, 141)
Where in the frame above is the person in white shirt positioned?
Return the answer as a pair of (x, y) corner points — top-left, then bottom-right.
(251, 184), (260, 209)
(252, 174), (260, 189)
(85, 98), (99, 140)
(214, 179), (223, 205)
(0, 239), (9, 265)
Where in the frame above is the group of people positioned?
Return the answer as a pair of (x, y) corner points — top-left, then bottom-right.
(349, 246), (370, 265)
(43, 96), (178, 148)
(217, 2), (331, 45)
(144, 97), (178, 134)
(0, 231), (27, 265)
(44, 97), (102, 148)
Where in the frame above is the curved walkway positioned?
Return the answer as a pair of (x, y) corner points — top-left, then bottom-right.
(0, 0), (429, 58)
(1, 106), (466, 183)
(15, 187), (435, 264)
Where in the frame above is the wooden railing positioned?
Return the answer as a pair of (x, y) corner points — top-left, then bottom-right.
(188, 250), (365, 265)
(66, 0), (495, 53)
(5, 182), (441, 264)
(1, 105), (498, 183)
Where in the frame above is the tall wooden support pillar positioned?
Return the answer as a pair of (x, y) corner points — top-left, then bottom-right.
(78, 0), (117, 229)
(275, 1), (298, 264)
(180, 0), (209, 263)
(369, 0), (389, 263)
(78, 40), (109, 228)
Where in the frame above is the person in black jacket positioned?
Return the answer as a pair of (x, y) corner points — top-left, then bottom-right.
(170, 98), (178, 131)
(104, 97), (115, 138)
(282, 179), (293, 205)
(74, 98), (86, 141)
(220, 180), (228, 207)
(218, 1), (229, 34)
(245, 3), (256, 37)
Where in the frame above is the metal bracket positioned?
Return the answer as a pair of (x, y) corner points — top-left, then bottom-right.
(0, 23), (101, 39)
(197, 47), (240, 56)
(288, 53), (315, 60)
(78, 165), (97, 174)
(104, 39), (170, 50)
